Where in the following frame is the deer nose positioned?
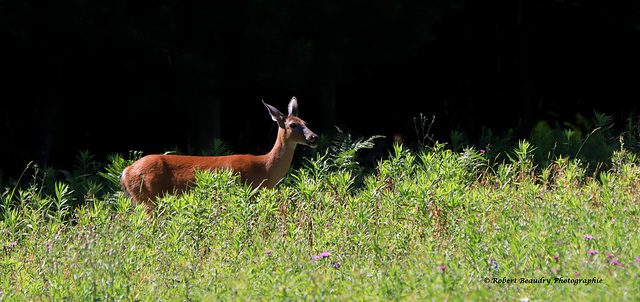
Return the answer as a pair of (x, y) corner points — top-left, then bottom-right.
(307, 133), (319, 148)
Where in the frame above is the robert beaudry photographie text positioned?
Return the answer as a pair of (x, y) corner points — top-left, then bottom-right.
(484, 277), (603, 286)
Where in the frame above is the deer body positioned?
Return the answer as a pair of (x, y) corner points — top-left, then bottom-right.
(121, 97), (317, 210)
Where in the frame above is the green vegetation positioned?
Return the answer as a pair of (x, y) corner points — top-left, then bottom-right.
(2, 114), (640, 300)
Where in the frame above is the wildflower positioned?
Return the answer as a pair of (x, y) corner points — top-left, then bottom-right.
(606, 252), (613, 258)
(592, 222), (596, 227)
(320, 252), (331, 258)
(574, 272), (580, 277)
(587, 249), (596, 255)
(611, 260), (622, 266)
(489, 259), (498, 268)
(440, 266), (446, 272)
(636, 257), (640, 263)
(10, 242), (16, 247)
(553, 256), (559, 262)
(583, 235), (594, 240)
(265, 250), (272, 256)
(552, 267), (558, 274)
(311, 255), (321, 259)
(579, 226), (583, 230)
(480, 150), (486, 154)
(333, 262), (342, 268)
(310, 261), (318, 264)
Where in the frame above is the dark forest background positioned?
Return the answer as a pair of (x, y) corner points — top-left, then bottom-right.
(1, 0), (640, 178)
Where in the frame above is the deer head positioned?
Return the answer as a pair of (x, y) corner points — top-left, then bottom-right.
(263, 97), (318, 148)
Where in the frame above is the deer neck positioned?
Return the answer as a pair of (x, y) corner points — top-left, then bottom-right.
(265, 127), (296, 181)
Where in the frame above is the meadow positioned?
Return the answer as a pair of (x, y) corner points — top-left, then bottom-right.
(2, 114), (640, 301)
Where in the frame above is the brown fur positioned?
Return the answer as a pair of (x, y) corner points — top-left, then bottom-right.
(120, 98), (316, 211)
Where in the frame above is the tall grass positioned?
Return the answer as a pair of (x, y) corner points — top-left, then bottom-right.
(1, 113), (640, 300)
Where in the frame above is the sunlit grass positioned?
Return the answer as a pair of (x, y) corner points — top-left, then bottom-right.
(2, 137), (640, 300)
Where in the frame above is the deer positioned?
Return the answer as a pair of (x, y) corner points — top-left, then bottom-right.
(120, 97), (318, 211)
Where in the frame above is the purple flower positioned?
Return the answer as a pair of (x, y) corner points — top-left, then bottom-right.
(311, 255), (321, 259)
(584, 235), (594, 240)
(574, 272), (580, 277)
(579, 226), (583, 230)
(310, 260), (318, 264)
(636, 257), (640, 263)
(265, 250), (272, 256)
(552, 267), (558, 274)
(10, 242), (16, 246)
(480, 150), (486, 154)
(489, 259), (498, 268)
(553, 256), (559, 262)
(606, 252), (613, 258)
(592, 222), (596, 227)
(333, 262), (342, 268)
(440, 266), (446, 272)
(320, 252), (331, 258)
(587, 249), (596, 255)
(611, 260), (622, 266)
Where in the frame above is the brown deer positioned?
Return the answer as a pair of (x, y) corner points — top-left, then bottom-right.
(121, 97), (318, 211)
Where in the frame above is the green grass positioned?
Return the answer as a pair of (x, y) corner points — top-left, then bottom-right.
(2, 121), (640, 300)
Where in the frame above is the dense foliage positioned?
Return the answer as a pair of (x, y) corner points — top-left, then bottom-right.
(2, 117), (640, 300)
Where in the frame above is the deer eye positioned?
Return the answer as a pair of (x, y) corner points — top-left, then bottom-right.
(289, 123), (298, 129)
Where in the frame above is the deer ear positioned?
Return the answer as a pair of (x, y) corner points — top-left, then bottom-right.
(288, 97), (299, 117)
(263, 100), (286, 128)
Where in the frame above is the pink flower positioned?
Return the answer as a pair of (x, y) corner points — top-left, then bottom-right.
(587, 249), (596, 255)
(611, 260), (622, 266)
(606, 253), (613, 258)
(574, 272), (580, 277)
(265, 250), (272, 256)
(310, 260), (318, 264)
(584, 235), (594, 240)
(311, 255), (321, 259)
(440, 266), (446, 272)
(320, 252), (331, 258)
(636, 257), (640, 263)
(553, 256), (559, 262)
(3, 242), (17, 250)
(333, 262), (342, 268)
